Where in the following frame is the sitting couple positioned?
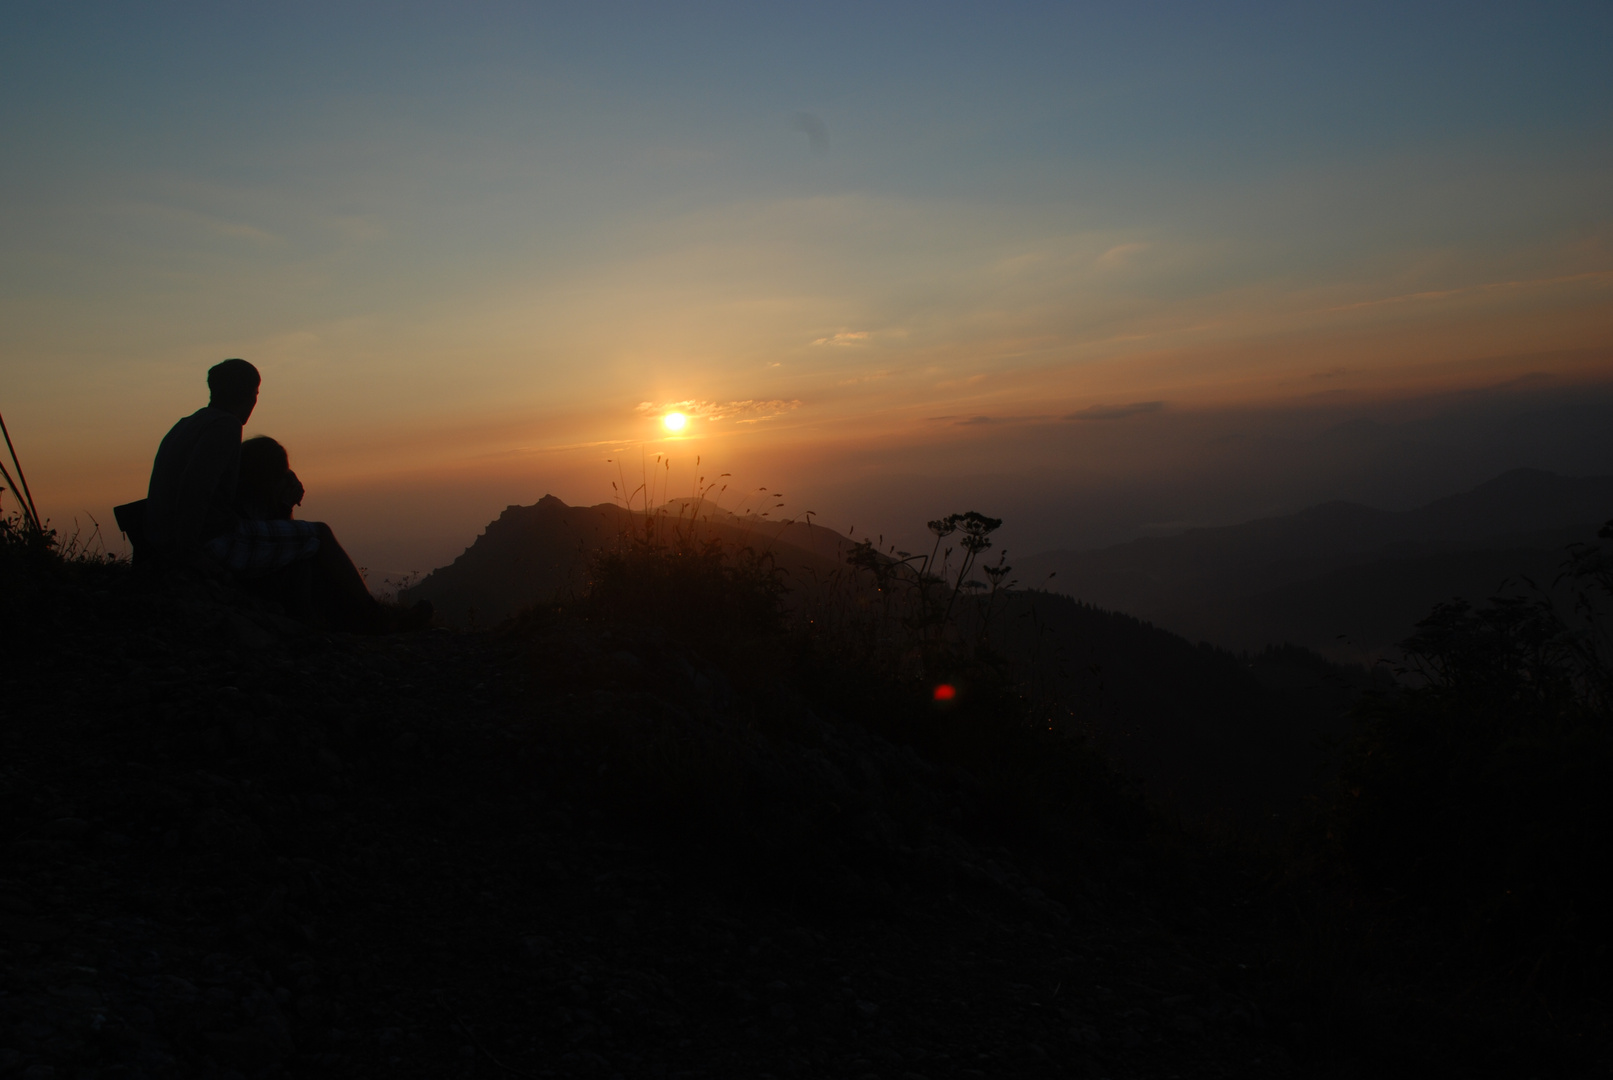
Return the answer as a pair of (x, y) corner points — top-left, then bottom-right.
(143, 358), (430, 633)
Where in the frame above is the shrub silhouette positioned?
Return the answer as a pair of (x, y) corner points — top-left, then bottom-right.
(1326, 518), (1613, 990)
(2, 498), (121, 653)
(798, 510), (1016, 689)
(563, 500), (1144, 874)
(586, 519), (787, 649)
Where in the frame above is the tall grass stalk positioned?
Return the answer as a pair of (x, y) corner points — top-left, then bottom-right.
(0, 410), (42, 535)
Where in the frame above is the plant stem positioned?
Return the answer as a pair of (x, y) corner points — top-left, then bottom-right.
(0, 411), (41, 533)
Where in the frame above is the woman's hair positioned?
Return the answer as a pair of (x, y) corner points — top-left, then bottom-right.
(238, 435), (289, 505)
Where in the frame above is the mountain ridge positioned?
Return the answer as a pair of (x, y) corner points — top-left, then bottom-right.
(1015, 468), (1613, 657)
(401, 496), (857, 626)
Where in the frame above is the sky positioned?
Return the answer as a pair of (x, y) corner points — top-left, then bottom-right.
(3, 2), (1611, 573)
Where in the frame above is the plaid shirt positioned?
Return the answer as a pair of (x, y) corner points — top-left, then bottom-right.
(205, 518), (321, 576)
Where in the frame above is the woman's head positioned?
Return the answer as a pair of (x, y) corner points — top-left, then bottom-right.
(239, 435), (289, 499)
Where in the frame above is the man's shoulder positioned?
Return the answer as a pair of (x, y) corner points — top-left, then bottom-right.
(185, 406), (241, 429)
(163, 407), (242, 441)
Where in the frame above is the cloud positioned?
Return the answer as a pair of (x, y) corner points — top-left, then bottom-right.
(1097, 242), (1148, 265)
(835, 370), (894, 386)
(1063, 400), (1164, 421)
(788, 112), (829, 157)
(637, 398), (802, 423)
(929, 414), (1047, 426)
(120, 199), (284, 246)
(207, 220), (281, 244)
(1320, 269), (1613, 314)
(813, 330), (869, 346)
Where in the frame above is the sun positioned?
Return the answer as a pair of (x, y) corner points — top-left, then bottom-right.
(662, 412), (688, 432)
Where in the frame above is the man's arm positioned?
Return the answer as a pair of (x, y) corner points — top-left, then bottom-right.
(168, 418), (240, 550)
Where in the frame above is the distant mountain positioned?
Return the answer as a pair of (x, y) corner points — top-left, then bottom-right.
(400, 495), (858, 626)
(1168, 545), (1566, 663)
(1015, 469), (1613, 659)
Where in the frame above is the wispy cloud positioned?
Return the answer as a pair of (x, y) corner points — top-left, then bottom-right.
(1063, 401), (1164, 421)
(813, 330), (870, 346)
(118, 199), (284, 246)
(928, 414), (1047, 426)
(836, 369), (894, 386)
(788, 112), (829, 157)
(206, 219), (281, 244)
(1321, 269), (1613, 314)
(1098, 241), (1148, 265)
(637, 398), (802, 423)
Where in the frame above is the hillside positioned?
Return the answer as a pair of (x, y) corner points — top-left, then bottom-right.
(398, 497), (1374, 827)
(1016, 468), (1613, 657)
(400, 497), (855, 626)
(986, 592), (1374, 827)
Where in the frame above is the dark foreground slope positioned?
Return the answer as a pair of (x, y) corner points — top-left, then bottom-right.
(3, 548), (1607, 1079)
(2, 562), (1291, 1079)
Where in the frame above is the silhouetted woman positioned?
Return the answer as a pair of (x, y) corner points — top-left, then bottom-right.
(233, 435), (429, 632)
(237, 435), (305, 521)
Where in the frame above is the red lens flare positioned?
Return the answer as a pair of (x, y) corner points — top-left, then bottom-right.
(932, 684), (956, 702)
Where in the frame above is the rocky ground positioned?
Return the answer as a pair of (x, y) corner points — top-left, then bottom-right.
(2, 564), (1605, 1079)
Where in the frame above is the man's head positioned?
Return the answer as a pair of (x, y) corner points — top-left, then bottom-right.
(207, 358), (260, 424)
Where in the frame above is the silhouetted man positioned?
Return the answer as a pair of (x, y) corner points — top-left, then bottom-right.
(145, 358), (262, 560)
(144, 358), (429, 632)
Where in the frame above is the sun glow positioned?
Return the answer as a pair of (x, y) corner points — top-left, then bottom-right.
(663, 412), (688, 432)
